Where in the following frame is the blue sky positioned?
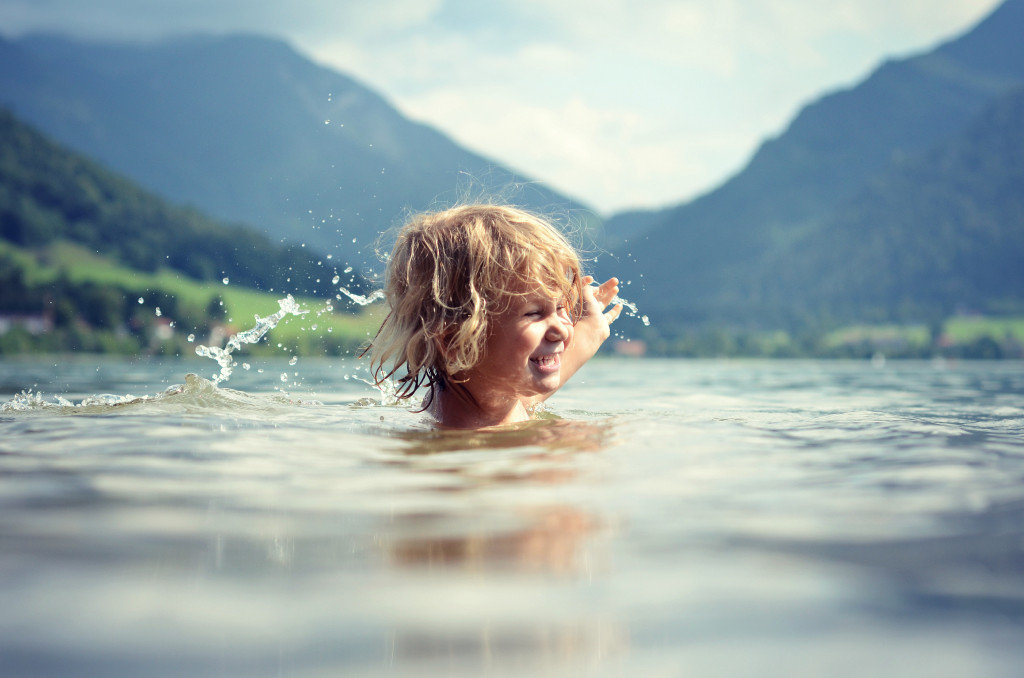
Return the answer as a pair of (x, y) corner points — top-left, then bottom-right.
(0, 0), (1004, 213)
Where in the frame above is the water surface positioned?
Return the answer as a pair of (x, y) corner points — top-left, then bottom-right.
(2, 357), (1023, 677)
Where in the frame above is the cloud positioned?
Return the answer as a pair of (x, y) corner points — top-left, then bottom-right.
(393, 88), (754, 212)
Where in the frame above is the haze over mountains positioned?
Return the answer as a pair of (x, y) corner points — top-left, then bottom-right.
(1, 0), (1022, 338)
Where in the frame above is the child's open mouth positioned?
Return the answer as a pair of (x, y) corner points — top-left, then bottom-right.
(530, 353), (561, 374)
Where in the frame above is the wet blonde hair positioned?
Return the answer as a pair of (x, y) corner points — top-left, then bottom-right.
(364, 204), (584, 400)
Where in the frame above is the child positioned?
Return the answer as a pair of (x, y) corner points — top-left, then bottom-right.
(365, 204), (622, 429)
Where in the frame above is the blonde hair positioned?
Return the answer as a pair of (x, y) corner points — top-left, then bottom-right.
(364, 204), (584, 400)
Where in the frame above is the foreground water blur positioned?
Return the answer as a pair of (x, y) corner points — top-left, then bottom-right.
(2, 356), (1023, 677)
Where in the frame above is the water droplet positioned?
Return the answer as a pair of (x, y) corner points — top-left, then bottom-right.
(222, 277), (230, 285)
(242, 363), (251, 370)
(332, 275), (340, 285)
(154, 307), (162, 317)
(280, 373), (288, 382)
(288, 356), (298, 366)
(187, 334), (195, 342)
(343, 266), (352, 274)
(138, 297), (144, 304)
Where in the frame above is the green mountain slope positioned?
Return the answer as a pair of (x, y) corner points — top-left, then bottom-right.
(0, 108), (376, 355)
(761, 86), (1024, 325)
(0, 107), (357, 294)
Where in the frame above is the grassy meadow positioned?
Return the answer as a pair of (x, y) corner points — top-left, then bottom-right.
(1, 240), (383, 357)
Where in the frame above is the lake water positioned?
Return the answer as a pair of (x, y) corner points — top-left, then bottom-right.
(2, 355), (1024, 677)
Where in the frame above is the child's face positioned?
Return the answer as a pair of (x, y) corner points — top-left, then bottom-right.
(463, 288), (574, 403)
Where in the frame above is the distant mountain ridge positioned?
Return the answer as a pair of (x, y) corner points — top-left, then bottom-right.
(604, 0), (1024, 329)
(0, 106), (345, 295)
(0, 32), (596, 271)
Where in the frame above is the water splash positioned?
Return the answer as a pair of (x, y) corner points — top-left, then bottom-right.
(2, 389), (66, 412)
(609, 294), (650, 327)
(1, 383), (183, 413)
(1, 374), (323, 415)
(194, 294), (309, 385)
(336, 286), (385, 307)
(347, 373), (403, 408)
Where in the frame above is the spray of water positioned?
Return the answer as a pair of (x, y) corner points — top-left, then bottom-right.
(610, 294), (650, 326)
(194, 294), (309, 385)
(336, 286), (386, 306)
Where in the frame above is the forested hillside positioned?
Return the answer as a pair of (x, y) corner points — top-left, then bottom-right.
(0, 108), (373, 355)
(759, 86), (1024, 326)
(0, 108), (358, 292)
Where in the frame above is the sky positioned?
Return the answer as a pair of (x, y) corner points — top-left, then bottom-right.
(0, 0), (1005, 214)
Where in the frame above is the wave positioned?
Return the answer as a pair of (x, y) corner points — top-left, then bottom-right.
(1, 373), (325, 417)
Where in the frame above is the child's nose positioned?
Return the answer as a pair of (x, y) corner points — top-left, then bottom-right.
(546, 315), (570, 341)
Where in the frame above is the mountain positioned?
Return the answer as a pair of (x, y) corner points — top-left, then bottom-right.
(761, 85), (1024, 325)
(0, 33), (596, 271)
(604, 0), (1024, 328)
(0, 107), (347, 295)
(0, 106), (375, 355)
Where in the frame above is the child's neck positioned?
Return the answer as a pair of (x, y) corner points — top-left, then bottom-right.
(428, 383), (530, 429)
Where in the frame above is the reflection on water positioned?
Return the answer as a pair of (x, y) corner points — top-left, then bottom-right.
(2, 358), (1024, 676)
(392, 416), (613, 454)
(380, 417), (625, 670)
(384, 419), (612, 574)
(386, 504), (601, 574)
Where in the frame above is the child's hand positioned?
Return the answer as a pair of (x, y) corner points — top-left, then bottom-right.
(578, 276), (623, 348)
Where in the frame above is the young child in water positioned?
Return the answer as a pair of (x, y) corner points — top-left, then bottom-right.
(364, 204), (622, 429)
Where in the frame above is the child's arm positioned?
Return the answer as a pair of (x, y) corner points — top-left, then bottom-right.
(532, 276), (622, 404)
